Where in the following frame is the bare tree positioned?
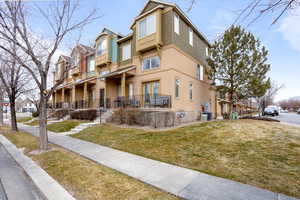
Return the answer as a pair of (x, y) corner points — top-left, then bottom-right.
(0, 50), (31, 131)
(0, 85), (4, 125)
(235, 0), (300, 25)
(0, 0), (98, 150)
(257, 81), (284, 115)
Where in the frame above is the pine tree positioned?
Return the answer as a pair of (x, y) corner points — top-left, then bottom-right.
(207, 26), (271, 115)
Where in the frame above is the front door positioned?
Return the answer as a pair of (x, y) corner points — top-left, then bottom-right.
(99, 88), (105, 108)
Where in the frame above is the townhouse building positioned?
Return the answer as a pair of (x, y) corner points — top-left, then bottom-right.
(52, 0), (216, 121)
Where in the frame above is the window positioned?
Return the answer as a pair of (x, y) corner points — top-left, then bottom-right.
(139, 14), (156, 38)
(122, 43), (131, 61)
(153, 82), (160, 96)
(205, 47), (209, 57)
(189, 27), (193, 46)
(175, 79), (180, 98)
(100, 70), (110, 80)
(129, 83), (133, 98)
(189, 83), (193, 100)
(87, 55), (95, 72)
(174, 13), (180, 35)
(142, 56), (160, 71)
(97, 39), (107, 56)
(72, 52), (80, 66)
(197, 64), (204, 80)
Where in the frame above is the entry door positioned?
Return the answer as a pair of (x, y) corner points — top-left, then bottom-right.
(142, 81), (160, 104)
(99, 89), (105, 107)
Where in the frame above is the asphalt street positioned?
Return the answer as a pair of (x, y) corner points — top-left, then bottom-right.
(0, 144), (44, 200)
(272, 112), (300, 126)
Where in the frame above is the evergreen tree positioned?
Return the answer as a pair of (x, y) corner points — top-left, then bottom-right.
(207, 26), (271, 115)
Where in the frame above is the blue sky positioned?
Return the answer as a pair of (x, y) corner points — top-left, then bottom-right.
(34, 0), (300, 101)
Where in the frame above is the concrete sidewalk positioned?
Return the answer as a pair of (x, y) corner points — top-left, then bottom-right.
(18, 123), (298, 200)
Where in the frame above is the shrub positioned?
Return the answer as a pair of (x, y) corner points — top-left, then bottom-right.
(32, 111), (39, 118)
(70, 109), (97, 121)
(49, 109), (72, 119)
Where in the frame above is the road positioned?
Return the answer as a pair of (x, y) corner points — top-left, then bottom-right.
(0, 144), (44, 200)
(270, 112), (300, 127)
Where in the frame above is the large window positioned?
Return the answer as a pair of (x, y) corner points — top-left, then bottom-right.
(87, 55), (95, 72)
(122, 43), (131, 61)
(189, 27), (193, 46)
(189, 83), (193, 100)
(197, 64), (204, 80)
(72, 52), (80, 66)
(142, 56), (160, 71)
(174, 13), (180, 35)
(175, 79), (180, 98)
(139, 14), (156, 38)
(97, 39), (107, 56)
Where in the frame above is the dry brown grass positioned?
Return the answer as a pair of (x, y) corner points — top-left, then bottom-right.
(0, 126), (178, 200)
(72, 120), (300, 198)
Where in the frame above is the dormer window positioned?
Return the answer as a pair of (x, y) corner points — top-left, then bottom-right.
(97, 38), (107, 56)
(139, 14), (156, 38)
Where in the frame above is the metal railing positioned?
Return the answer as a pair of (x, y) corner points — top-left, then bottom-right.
(108, 94), (172, 109)
(50, 94), (172, 110)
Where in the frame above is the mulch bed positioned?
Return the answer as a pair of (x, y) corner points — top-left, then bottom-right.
(240, 116), (280, 122)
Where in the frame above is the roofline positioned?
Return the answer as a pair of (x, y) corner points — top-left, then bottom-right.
(117, 34), (133, 43)
(95, 27), (124, 41)
(131, 0), (211, 46)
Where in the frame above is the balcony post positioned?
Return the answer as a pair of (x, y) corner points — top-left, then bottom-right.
(121, 72), (126, 97)
(72, 85), (76, 109)
(61, 88), (65, 107)
(83, 82), (88, 108)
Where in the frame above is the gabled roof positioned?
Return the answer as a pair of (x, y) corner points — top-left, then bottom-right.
(133, 0), (211, 46)
(71, 44), (95, 56)
(57, 55), (71, 64)
(95, 27), (124, 41)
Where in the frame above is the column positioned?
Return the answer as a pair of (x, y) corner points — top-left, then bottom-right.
(61, 88), (65, 105)
(83, 82), (88, 108)
(121, 73), (126, 97)
(72, 85), (76, 109)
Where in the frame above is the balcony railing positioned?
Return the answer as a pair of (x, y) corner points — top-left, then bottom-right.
(108, 94), (172, 109)
(50, 94), (172, 110)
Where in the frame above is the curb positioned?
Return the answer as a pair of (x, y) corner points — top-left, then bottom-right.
(0, 135), (76, 200)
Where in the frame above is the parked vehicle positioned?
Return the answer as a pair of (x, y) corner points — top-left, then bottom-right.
(281, 109), (289, 113)
(297, 109), (300, 114)
(263, 107), (279, 116)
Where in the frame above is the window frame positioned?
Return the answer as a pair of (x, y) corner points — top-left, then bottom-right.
(189, 83), (193, 100)
(175, 79), (180, 98)
(189, 27), (193, 46)
(205, 47), (209, 57)
(97, 38), (107, 56)
(87, 55), (95, 72)
(174, 13), (180, 35)
(142, 56), (160, 71)
(197, 64), (204, 81)
(139, 14), (156, 39)
(122, 43), (131, 61)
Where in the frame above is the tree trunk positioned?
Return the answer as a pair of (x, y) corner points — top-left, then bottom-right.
(0, 96), (3, 126)
(39, 94), (49, 150)
(9, 96), (18, 131)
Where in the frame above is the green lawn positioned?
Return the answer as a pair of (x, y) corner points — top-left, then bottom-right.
(0, 126), (177, 200)
(47, 120), (87, 133)
(72, 120), (300, 198)
(17, 117), (33, 123)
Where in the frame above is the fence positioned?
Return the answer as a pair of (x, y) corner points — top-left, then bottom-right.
(49, 94), (172, 110)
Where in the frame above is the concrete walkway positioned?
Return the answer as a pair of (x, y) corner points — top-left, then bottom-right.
(18, 123), (298, 200)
